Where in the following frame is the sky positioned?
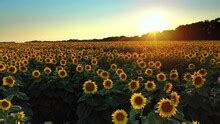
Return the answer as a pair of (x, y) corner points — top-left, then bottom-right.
(0, 0), (220, 42)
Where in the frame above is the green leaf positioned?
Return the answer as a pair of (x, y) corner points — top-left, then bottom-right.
(0, 86), (6, 91)
(128, 109), (136, 124)
(9, 105), (22, 113)
(105, 97), (119, 108)
(147, 111), (156, 124)
(76, 103), (93, 119)
(97, 89), (107, 96)
(0, 110), (7, 118)
(78, 95), (89, 103)
(6, 95), (14, 101)
(173, 111), (189, 122)
(15, 92), (29, 100)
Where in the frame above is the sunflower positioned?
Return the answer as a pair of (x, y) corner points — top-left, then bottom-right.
(128, 80), (140, 92)
(145, 68), (153, 76)
(116, 68), (124, 75)
(0, 62), (6, 72)
(60, 59), (67, 66)
(100, 71), (110, 79)
(44, 67), (52, 75)
(91, 59), (98, 65)
(156, 72), (166, 82)
(137, 76), (144, 82)
(200, 58), (206, 64)
(56, 66), (64, 72)
(210, 58), (216, 65)
(188, 63), (195, 70)
(148, 61), (155, 68)
(112, 109), (128, 124)
(58, 69), (68, 78)
(197, 68), (207, 77)
(111, 64), (118, 71)
(0, 99), (12, 111)
(192, 73), (205, 88)
(154, 61), (162, 69)
(96, 69), (103, 76)
(2, 76), (16, 87)
(32, 70), (41, 78)
(138, 61), (146, 69)
(17, 111), (25, 121)
(85, 64), (92, 72)
(144, 81), (156, 91)
(7, 65), (17, 74)
(169, 72), (179, 80)
(157, 98), (177, 118)
(83, 80), (98, 94)
(170, 92), (180, 106)
(192, 121), (200, 124)
(163, 83), (173, 93)
(130, 93), (147, 110)
(103, 79), (113, 89)
(119, 73), (127, 81)
(72, 58), (78, 65)
(19, 66), (28, 73)
(76, 64), (84, 73)
(183, 73), (192, 81)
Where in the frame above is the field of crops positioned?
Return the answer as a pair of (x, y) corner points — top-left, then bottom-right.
(0, 41), (220, 124)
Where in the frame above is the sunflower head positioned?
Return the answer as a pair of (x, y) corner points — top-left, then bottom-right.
(145, 68), (153, 76)
(170, 91), (180, 106)
(138, 61), (146, 69)
(91, 59), (98, 65)
(116, 68), (124, 75)
(72, 58), (78, 65)
(145, 81), (156, 91)
(83, 80), (98, 94)
(112, 109), (128, 124)
(137, 76), (144, 82)
(157, 98), (177, 118)
(2, 76), (16, 87)
(32, 70), (41, 78)
(197, 68), (207, 77)
(111, 64), (117, 71)
(17, 111), (25, 121)
(58, 69), (68, 78)
(60, 59), (67, 66)
(154, 61), (162, 69)
(157, 72), (166, 82)
(44, 67), (52, 75)
(7, 65), (17, 74)
(0, 99), (12, 111)
(0, 62), (6, 72)
(128, 80), (140, 92)
(103, 79), (113, 89)
(169, 72), (179, 80)
(130, 93), (147, 110)
(119, 73), (127, 81)
(183, 73), (192, 81)
(100, 71), (110, 79)
(163, 83), (173, 93)
(76, 64), (84, 73)
(19, 66), (28, 73)
(188, 63), (195, 70)
(85, 64), (92, 72)
(192, 73), (205, 88)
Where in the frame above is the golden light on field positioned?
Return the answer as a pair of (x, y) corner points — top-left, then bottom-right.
(138, 12), (169, 34)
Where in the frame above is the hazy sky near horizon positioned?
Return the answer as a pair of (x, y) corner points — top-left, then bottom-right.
(0, 0), (220, 42)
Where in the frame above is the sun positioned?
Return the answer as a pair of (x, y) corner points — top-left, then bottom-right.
(139, 13), (169, 34)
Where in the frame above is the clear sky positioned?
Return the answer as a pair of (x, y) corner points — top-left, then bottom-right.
(0, 0), (220, 42)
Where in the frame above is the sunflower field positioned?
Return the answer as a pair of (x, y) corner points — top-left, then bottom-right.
(0, 41), (220, 124)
